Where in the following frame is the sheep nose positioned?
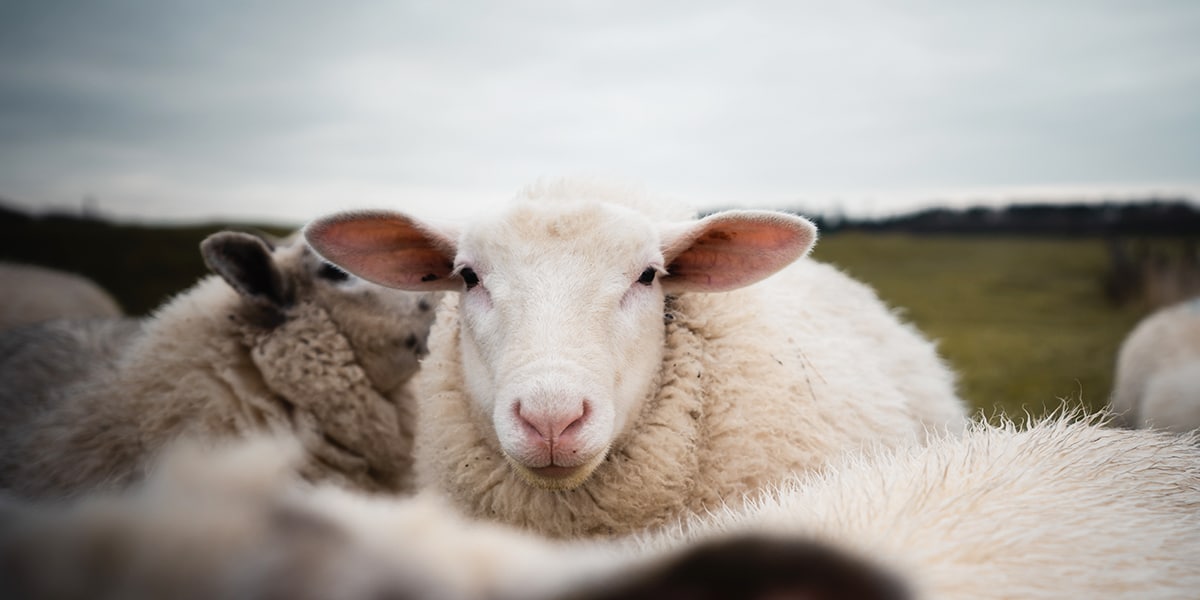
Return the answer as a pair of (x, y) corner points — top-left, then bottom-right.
(516, 401), (588, 448)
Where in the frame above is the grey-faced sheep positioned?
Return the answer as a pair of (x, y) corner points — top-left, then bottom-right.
(303, 179), (968, 538)
(1110, 296), (1200, 431)
(1, 412), (1196, 600)
(0, 262), (123, 330)
(0, 231), (440, 499)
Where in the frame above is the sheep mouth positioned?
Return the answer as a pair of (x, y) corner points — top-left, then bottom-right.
(505, 450), (608, 491)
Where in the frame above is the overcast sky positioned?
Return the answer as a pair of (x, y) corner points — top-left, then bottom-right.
(1, 0), (1198, 225)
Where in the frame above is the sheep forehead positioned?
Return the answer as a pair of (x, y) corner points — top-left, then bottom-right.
(463, 199), (663, 280)
(515, 178), (696, 220)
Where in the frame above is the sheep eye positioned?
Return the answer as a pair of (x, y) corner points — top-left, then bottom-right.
(637, 267), (657, 286)
(317, 262), (350, 282)
(460, 267), (480, 289)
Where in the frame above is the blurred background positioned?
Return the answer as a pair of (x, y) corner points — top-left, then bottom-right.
(2, 0), (1199, 419)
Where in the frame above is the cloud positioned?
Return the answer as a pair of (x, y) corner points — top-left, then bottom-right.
(1, 0), (1198, 223)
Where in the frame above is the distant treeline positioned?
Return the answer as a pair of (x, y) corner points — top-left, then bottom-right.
(797, 198), (1200, 236)
(5, 195), (1200, 312)
(0, 200), (291, 315)
(8, 195), (1200, 236)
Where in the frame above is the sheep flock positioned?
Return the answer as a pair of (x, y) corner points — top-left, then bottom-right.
(1, 179), (1197, 599)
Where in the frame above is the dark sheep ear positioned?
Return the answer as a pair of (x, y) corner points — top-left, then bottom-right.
(572, 535), (909, 600)
(200, 231), (292, 308)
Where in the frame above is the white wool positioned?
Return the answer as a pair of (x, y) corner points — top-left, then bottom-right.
(664, 411), (1200, 599)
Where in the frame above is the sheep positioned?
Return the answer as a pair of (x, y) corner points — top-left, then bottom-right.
(1, 412), (1196, 600)
(0, 230), (440, 499)
(1110, 296), (1200, 431)
(303, 179), (968, 538)
(0, 261), (123, 330)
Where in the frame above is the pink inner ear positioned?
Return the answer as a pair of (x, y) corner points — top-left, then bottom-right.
(663, 212), (816, 293)
(304, 211), (459, 291)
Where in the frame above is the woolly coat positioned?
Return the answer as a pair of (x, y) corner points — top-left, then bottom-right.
(0, 239), (436, 500)
(1110, 297), (1200, 431)
(413, 248), (967, 538)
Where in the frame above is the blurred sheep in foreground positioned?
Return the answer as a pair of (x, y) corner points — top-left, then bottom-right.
(0, 231), (440, 499)
(1, 412), (1195, 600)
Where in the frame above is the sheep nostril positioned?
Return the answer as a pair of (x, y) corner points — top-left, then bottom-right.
(516, 401), (587, 444)
(561, 400), (590, 437)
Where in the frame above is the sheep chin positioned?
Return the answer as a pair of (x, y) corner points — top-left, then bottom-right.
(504, 449), (610, 491)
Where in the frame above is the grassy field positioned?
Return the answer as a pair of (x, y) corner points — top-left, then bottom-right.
(0, 211), (1158, 420)
(812, 232), (1148, 421)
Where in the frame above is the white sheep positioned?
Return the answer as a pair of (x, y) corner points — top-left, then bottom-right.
(304, 179), (968, 538)
(1110, 296), (1200, 431)
(1, 412), (1196, 600)
(0, 261), (123, 330)
(0, 230), (440, 499)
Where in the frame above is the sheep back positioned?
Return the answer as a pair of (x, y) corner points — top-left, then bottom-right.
(696, 413), (1200, 600)
(1111, 297), (1200, 430)
(0, 262), (122, 330)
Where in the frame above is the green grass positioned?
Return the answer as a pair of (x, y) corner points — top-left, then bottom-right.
(812, 233), (1148, 421)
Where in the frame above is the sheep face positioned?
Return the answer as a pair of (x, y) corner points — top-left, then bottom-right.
(454, 201), (669, 489)
(305, 193), (816, 491)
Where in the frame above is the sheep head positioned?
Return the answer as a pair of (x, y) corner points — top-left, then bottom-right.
(305, 196), (816, 490)
(200, 230), (439, 396)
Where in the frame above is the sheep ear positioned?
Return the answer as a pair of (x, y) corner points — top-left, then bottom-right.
(659, 210), (817, 293)
(303, 210), (462, 292)
(201, 231), (292, 307)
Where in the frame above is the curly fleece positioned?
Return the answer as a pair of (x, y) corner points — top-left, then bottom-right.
(414, 253), (967, 538)
(249, 301), (413, 491)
